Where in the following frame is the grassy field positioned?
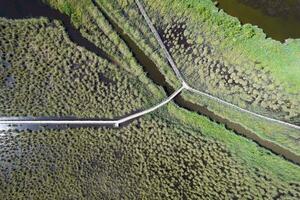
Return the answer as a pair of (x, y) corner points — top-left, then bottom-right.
(163, 103), (300, 183)
(82, 0), (300, 122)
(3, 0), (298, 164)
(181, 90), (300, 155)
(144, 0), (300, 155)
(0, 17), (164, 118)
(139, 0), (300, 91)
(0, 107), (299, 199)
(44, 0), (300, 123)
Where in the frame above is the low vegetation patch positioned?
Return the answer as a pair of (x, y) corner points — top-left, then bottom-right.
(0, 112), (299, 199)
(0, 18), (163, 118)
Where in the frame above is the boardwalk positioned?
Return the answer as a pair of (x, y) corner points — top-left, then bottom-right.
(134, 0), (300, 131)
(0, 86), (184, 127)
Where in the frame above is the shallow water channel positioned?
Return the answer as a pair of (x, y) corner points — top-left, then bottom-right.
(0, 0), (299, 165)
(215, 0), (300, 41)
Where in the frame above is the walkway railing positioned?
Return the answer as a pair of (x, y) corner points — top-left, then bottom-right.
(134, 0), (300, 131)
(0, 86), (185, 127)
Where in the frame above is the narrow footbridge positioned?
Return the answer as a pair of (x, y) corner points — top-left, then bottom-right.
(0, 86), (185, 127)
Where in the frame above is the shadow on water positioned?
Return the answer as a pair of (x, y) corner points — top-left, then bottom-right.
(0, 0), (299, 165)
(214, 0), (300, 41)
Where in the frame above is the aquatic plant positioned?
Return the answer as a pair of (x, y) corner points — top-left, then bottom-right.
(0, 113), (299, 199)
(0, 17), (163, 118)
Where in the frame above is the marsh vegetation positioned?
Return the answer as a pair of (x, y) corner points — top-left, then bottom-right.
(144, 1), (300, 124)
(1, 112), (299, 199)
(93, 0), (300, 161)
(42, 0), (300, 124)
(164, 21), (299, 122)
(0, 18), (163, 118)
(0, 0), (300, 199)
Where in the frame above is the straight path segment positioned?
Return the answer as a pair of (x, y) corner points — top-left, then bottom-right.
(187, 86), (300, 130)
(0, 86), (184, 126)
(135, 0), (186, 84)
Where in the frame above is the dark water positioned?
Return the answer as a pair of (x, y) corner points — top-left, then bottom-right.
(91, 0), (169, 89)
(215, 0), (300, 41)
(1, 0), (299, 165)
(0, 0), (112, 61)
(174, 95), (300, 165)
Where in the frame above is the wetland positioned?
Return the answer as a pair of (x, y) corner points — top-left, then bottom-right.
(0, 0), (299, 165)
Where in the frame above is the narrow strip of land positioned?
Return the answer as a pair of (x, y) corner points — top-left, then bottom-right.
(134, 0), (185, 83)
(134, 0), (300, 131)
(188, 87), (300, 130)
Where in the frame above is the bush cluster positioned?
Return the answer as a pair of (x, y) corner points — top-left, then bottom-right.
(157, 15), (300, 122)
(0, 117), (299, 199)
(0, 18), (159, 118)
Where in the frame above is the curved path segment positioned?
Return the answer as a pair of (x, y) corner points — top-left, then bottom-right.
(0, 0), (299, 132)
(0, 86), (185, 127)
(134, 0), (300, 131)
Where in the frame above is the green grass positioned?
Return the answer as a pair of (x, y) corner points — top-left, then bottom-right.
(164, 103), (300, 182)
(180, 90), (300, 155)
(35, 0), (300, 163)
(144, 0), (300, 93)
(84, 0), (300, 167)
(43, 0), (84, 26)
(143, 0), (299, 121)
(45, 0), (181, 87)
